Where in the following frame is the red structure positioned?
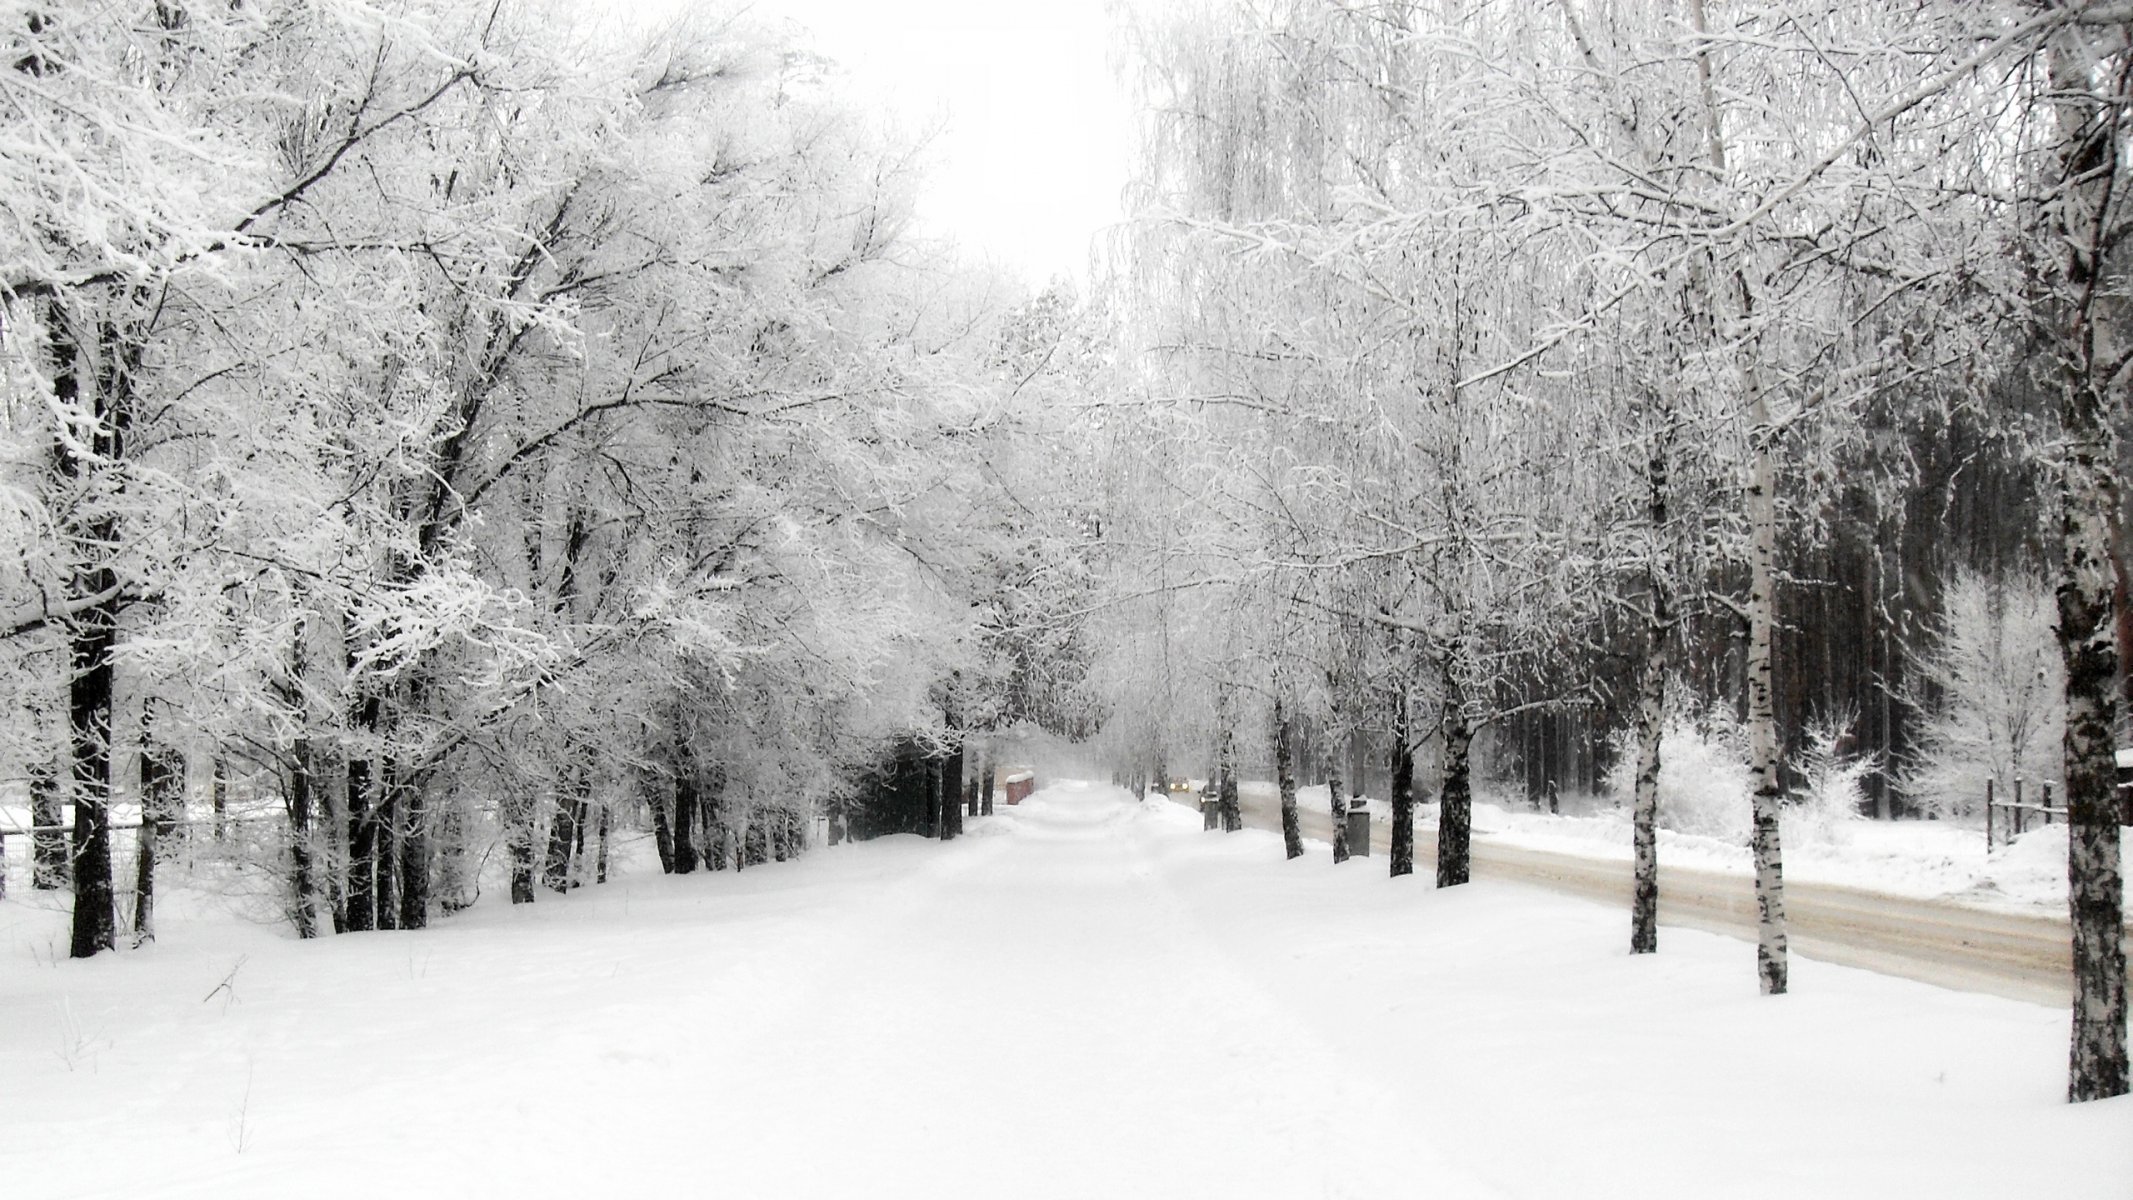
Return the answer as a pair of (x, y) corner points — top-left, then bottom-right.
(1002, 770), (1036, 805)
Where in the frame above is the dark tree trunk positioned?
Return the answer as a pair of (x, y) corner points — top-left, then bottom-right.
(980, 760), (995, 816)
(946, 744), (966, 835)
(373, 769), (402, 931)
(56, 307), (127, 960)
(397, 773), (430, 929)
(927, 756), (947, 841)
(1275, 696), (1303, 860)
(62, 557), (118, 957)
(343, 695), (381, 932)
(649, 776), (676, 875)
(31, 760), (66, 889)
(702, 771), (726, 868)
(394, 671), (434, 928)
(1326, 723), (1349, 865)
(288, 739), (319, 938)
(1217, 721), (1241, 833)
(1389, 693), (1415, 879)
(571, 785), (589, 873)
(672, 774), (701, 875)
(595, 802), (612, 884)
(211, 758), (228, 843)
(1436, 709), (1473, 889)
(343, 778), (373, 930)
(505, 783), (539, 903)
(132, 809), (156, 946)
(133, 737), (181, 946)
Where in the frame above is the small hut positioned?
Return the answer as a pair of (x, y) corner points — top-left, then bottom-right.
(1002, 769), (1036, 806)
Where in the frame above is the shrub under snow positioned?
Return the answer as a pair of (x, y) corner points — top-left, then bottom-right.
(1787, 712), (1875, 846)
(1606, 702), (1752, 842)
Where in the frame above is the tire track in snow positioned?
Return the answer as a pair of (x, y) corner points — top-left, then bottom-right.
(1184, 789), (2126, 1004)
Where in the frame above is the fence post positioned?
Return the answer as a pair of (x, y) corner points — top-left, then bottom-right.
(1986, 778), (1995, 853)
(2044, 782), (2054, 826)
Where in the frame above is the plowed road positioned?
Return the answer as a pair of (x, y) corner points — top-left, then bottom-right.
(1173, 790), (2132, 1005)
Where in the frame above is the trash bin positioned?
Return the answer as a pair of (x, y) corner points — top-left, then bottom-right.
(1345, 805), (1371, 857)
(1201, 793), (1220, 830)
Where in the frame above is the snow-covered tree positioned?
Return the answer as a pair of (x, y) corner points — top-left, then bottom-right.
(1901, 568), (2064, 819)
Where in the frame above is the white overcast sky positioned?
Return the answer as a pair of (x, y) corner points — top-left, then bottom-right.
(674, 0), (1138, 284)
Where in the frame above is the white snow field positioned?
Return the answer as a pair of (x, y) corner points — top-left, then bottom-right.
(3, 781), (2127, 1199)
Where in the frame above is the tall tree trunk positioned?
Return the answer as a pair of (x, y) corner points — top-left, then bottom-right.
(133, 735), (180, 947)
(397, 773), (430, 929)
(504, 782), (539, 903)
(1217, 718), (1242, 833)
(211, 758), (228, 843)
(2049, 25), (2129, 1104)
(1389, 692), (1415, 879)
(945, 744), (965, 837)
(1326, 721), (1349, 864)
(928, 756), (948, 842)
(31, 760), (66, 889)
(1688, 0), (1786, 998)
(595, 802), (612, 885)
(1631, 423), (1672, 955)
(981, 758), (995, 816)
(1437, 681), (1473, 889)
(1743, 428), (1789, 994)
(55, 307), (123, 960)
(672, 773), (700, 875)
(648, 773), (676, 875)
(545, 766), (584, 893)
(66, 627), (116, 959)
(1275, 695), (1302, 859)
(343, 694), (381, 932)
(373, 766), (402, 931)
(288, 739), (319, 938)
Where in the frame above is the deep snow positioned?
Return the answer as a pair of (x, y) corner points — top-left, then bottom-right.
(2, 781), (2126, 1199)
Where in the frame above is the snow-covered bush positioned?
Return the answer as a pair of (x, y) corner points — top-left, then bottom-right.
(1788, 712), (1875, 846)
(1900, 567), (2063, 820)
(1605, 699), (1752, 841)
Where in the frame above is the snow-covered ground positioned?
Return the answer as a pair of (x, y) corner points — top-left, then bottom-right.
(1252, 781), (2109, 913)
(2, 781), (2125, 1199)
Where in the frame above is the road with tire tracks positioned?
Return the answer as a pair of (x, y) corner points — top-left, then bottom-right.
(1171, 788), (2130, 1005)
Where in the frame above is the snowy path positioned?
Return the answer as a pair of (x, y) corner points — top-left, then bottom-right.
(2, 782), (2125, 1198)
